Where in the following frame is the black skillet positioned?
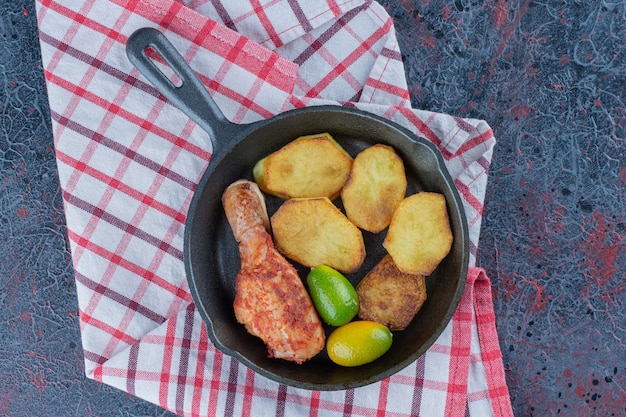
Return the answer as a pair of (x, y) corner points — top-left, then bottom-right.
(126, 27), (469, 391)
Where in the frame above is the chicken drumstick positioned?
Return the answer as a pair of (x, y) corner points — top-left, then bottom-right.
(222, 180), (325, 363)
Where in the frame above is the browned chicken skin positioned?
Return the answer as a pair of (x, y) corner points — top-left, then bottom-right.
(222, 180), (325, 363)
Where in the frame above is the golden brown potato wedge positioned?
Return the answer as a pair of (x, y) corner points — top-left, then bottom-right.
(253, 133), (352, 200)
(383, 192), (453, 275)
(341, 144), (407, 233)
(356, 255), (427, 330)
(271, 197), (365, 273)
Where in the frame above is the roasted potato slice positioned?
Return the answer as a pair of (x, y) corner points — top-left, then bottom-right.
(253, 133), (352, 200)
(356, 255), (427, 330)
(341, 144), (407, 233)
(271, 197), (365, 273)
(383, 192), (453, 275)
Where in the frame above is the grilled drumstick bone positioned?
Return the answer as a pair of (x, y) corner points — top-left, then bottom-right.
(222, 180), (325, 363)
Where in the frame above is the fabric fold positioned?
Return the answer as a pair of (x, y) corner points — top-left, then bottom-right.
(185, 0), (367, 50)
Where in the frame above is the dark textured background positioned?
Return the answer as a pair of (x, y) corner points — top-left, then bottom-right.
(1, 0), (625, 416)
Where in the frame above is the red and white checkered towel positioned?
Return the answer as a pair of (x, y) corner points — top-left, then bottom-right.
(36, 0), (513, 416)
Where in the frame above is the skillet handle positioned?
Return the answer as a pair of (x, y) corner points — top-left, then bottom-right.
(126, 27), (232, 145)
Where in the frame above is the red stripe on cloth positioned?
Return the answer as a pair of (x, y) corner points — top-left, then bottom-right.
(303, 51), (360, 99)
(238, 52), (285, 120)
(292, 2), (367, 65)
(395, 106), (450, 158)
(467, 388), (491, 403)
(326, 0), (344, 16)
(63, 191), (184, 260)
(190, 327), (209, 417)
(46, 76), (212, 161)
(159, 312), (177, 409)
(454, 179), (484, 218)
(192, 37), (289, 120)
(131, 24), (290, 120)
(478, 154), (492, 172)
(364, 78), (410, 102)
(126, 341), (141, 395)
(305, 16), (392, 99)
(81, 260), (144, 364)
(444, 274), (473, 416)
(175, 304), (197, 414)
(80, 310), (140, 346)
(287, 0), (314, 33)
(473, 269), (515, 417)
(42, 0), (127, 45)
(208, 347), (224, 417)
(454, 127), (495, 158)
(57, 95), (194, 331)
(56, 116), (196, 191)
(309, 390), (321, 417)
(207, 0), (236, 31)
(157, 0), (181, 30)
(198, 72), (281, 121)
(469, 239), (479, 261)
(241, 368), (255, 417)
(251, 0), (283, 48)
(66, 229), (190, 301)
(118, 0), (297, 95)
(38, 34), (128, 90)
(92, 363), (103, 382)
(74, 270), (167, 323)
(207, 35), (251, 121)
(452, 116), (479, 134)
(342, 389), (355, 416)
(376, 377), (390, 417)
(56, 151), (188, 224)
(83, 348), (110, 368)
(287, 94), (307, 109)
(380, 45), (403, 61)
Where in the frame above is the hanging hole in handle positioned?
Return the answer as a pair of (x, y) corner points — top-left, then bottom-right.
(145, 46), (183, 88)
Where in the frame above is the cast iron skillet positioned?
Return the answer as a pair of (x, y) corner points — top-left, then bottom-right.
(126, 27), (469, 391)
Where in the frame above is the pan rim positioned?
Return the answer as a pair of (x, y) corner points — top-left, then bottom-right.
(183, 104), (469, 391)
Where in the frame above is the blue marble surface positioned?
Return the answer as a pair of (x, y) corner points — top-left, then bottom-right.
(1, 0), (625, 416)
